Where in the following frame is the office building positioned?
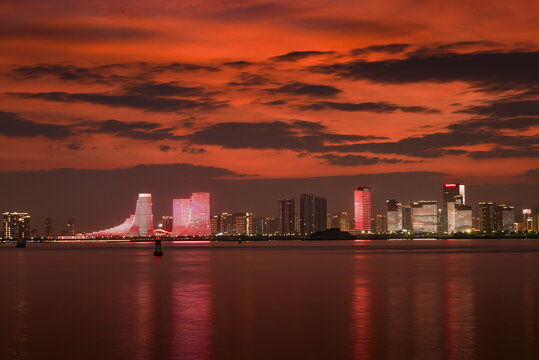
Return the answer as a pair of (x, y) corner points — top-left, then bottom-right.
(233, 212), (253, 235)
(278, 199), (295, 235)
(210, 215), (220, 235)
(442, 183), (466, 233)
(172, 192), (211, 236)
(314, 196), (327, 232)
(479, 202), (501, 232)
(161, 216), (173, 232)
(402, 205), (412, 232)
(2, 212), (31, 239)
(501, 205), (515, 231)
(454, 203), (472, 232)
(354, 186), (372, 231)
(65, 218), (76, 236)
(523, 209), (535, 231)
(412, 201), (438, 233)
(386, 199), (403, 232)
(300, 194), (315, 235)
(375, 214), (387, 233)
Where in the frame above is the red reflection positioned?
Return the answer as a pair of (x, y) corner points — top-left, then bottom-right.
(352, 255), (373, 358)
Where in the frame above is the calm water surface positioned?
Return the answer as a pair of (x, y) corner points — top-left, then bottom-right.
(1, 239), (538, 360)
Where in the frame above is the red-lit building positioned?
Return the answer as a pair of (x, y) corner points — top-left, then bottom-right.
(354, 186), (372, 231)
(172, 192), (211, 236)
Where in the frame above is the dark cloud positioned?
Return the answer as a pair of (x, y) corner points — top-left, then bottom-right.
(0, 111), (71, 139)
(0, 21), (155, 42)
(159, 145), (171, 152)
(468, 148), (539, 159)
(296, 101), (440, 114)
(325, 129), (538, 159)
(11, 64), (117, 84)
(516, 168), (539, 182)
(10, 92), (228, 113)
(266, 82), (342, 97)
(270, 50), (335, 62)
(146, 62), (219, 73)
(448, 117), (539, 132)
(456, 99), (539, 118)
(408, 41), (504, 56)
(258, 100), (288, 106)
(351, 43), (411, 56)
(227, 72), (270, 86)
(317, 154), (416, 166)
(123, 81), (206, 97)
(312, 51), (539, 92)
(66, 143), (83, 151)
(186, 120), (382, 152)
(80, 119), (181, 141)
(222, 61), (254, 68)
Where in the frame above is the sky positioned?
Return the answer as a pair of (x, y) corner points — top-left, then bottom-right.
(0, 0), (538, 231)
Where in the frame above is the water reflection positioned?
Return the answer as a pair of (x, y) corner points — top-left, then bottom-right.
(352, 252), (477, 359)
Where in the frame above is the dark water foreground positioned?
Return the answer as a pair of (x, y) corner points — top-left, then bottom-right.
(1, 239), (538, 360)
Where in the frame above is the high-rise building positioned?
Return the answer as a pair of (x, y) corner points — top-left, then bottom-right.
(85, 193), (155, 238)
(523, 209), (535, 231)
(300, 194), (315, 235)
(210, 215), (220, 235)
(314, 196), (327, 232)
(479, 202), (501, 232)
(172, 192), (211, 236)
(442, 183), (465, 233)
(375, 214), (387, 233)
(501, 205), (515, 231)
(233, 212), (253, 235)
(332, 212), (352, 230)
(386, 199), (403, 232)
(354, 186), (372, 231)
(44, 217), (52, 237)
(412, 201), (438, 233)
(454, 203), (472, 232)
(402, 205), (412, 232)
(253, 217), (277, 235)
(219, 213), (234, 235)
(161, 216), (173, 232)
(2, 212), (31, 239)
(278, 199), (295, 235)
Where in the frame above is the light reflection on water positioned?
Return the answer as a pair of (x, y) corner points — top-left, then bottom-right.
(0, 240), (538, 360)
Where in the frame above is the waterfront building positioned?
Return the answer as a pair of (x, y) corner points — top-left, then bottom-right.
(375, 214), (387, 233)
(300, 193), (315, 235)
(64, 218), (76, 236)
(210, 215), (220, 235)
(523, 209), (535, 231)
(161, 216), (173, 232)
(233, 212), (253, 235)
(402, 205), (412, 232)
(412, 201), (438, 233)
(501, 205), (515, 231)
(278, 199), (295, 235)
(85, 193), (155, 237)
(219, 213), (234, 235)
(2, 212), (31, 239)
(386, 199), (403, 232)
(479, 202), (501, 232)
(442, 183), (466, 233)
(314, 196), (327, 232)
(172, 192), (211, 236)
(354, 186), (372, 231)
(455, 203), (472, 232)
(254, 217), (277, 235)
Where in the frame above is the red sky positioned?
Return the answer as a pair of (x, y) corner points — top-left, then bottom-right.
(0, 0), (538, 184)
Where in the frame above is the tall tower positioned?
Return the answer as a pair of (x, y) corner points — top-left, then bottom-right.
(278, 199), (295, 235)
(300, 193), (314, 235)
(314, 196), (327, 232)
(442, 183), (464, 232)
(129, 193), (155, 236)
(354, 186), (372, 231)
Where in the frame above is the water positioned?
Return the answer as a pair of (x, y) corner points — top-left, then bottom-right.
(1, 239), (538, 360)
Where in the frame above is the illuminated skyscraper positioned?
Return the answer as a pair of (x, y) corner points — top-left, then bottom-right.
(85, 193), (156, 237)
(233, 212), (253, 235)
(278, 199), (295, 235)
(386, 199), (403, 232)
(479, 202), (500, 232)
(2, 212), (31, 239)
(442, 183), (465, 232)
(523, 209), (535, 231)
(354, 186), (372, 231)
(501, 205), (515, 231)
(412, 201), (438, 233)
(172, 193), (211, 236)
(402, 205), (412, 232)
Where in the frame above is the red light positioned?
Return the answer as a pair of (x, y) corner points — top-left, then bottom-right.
(444, 183), (457, 187)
